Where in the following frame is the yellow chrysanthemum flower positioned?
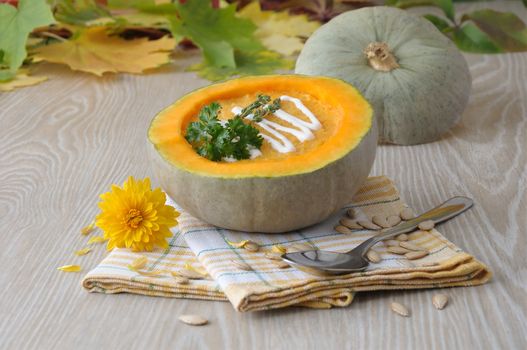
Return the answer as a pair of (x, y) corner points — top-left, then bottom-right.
(95, 176), (179, 252)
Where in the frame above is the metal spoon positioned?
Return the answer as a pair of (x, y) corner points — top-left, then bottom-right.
(281, 197), (473, 275)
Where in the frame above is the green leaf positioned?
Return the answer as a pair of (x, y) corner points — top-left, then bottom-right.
(54, 0), (111, 26)
(189, 50), (293, 82)
(0, 0), (54, 81)
(0, 67), (14, 80)
(452, 23), (503, 53)
(386, 0), (455, 22)
(169, 0), (262, 69)
(224, 116), (263, 160)
(431, 0), (455, 21)
(185, 102), (224, 161)
(107, 0), (157, 8)
(461, 9), (527, 52)
(106, 0), (289, 80)
(423, 14), (452, 32)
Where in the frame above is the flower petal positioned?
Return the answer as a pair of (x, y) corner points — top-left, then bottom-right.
(81, 222), (95, 235)
(57, 265), (81, 272)
(74, 247), (92, 256)
(88, 236), (107, 244)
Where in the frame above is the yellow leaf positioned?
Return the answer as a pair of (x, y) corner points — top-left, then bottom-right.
(27, 37), (45, 48)
(33, 26), (175, 76)
(57, 265), (81, 272)
(238, 3), (320, 56)
(0, 69), (47, 92)
(128, 256), (148, 270)
(80, 221), (95, 236)
(87, 235), (107, 244)
(74, 247), (92, 256)
(84, 17), (116, 27)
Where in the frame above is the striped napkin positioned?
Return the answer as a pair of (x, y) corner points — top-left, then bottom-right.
(83, 176), (491, 311)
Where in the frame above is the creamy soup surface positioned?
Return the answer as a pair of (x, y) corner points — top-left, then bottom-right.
(196, 91), (343, 162)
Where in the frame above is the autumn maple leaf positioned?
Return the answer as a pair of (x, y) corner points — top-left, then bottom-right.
(0, 69), (47, 92)
(33, 26), (175, 76)
(238, 2), (320, 56)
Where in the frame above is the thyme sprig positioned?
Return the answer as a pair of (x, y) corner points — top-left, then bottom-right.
(238, 94), (281, 122)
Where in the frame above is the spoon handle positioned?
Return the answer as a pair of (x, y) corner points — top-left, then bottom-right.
(350, 196), (474, 257)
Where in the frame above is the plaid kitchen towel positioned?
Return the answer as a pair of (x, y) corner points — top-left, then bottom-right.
(83, 176), (491, 311)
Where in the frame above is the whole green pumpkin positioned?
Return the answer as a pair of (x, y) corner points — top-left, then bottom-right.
(295, 6), (472, 145)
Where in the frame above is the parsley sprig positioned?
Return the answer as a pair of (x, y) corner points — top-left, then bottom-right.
(185, 95), (282, 161)
(185, 102), (263, 161)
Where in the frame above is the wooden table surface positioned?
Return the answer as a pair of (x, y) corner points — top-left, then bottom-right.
(1, 2), (526, 349)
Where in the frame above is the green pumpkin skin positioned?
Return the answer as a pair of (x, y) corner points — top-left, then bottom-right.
(295, 6), (472, 145)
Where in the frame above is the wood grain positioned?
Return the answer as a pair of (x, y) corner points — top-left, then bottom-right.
(1, 2), (526, 349)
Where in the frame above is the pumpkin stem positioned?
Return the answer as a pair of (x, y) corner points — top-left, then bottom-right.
(364, 42), (399, 72)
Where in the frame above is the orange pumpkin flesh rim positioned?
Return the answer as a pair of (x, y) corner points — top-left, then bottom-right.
(148, 75), (373, 178)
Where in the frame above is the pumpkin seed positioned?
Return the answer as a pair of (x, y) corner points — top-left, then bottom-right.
(372, 215), (391, 228)
(335, 225), (353, 234)
(399, 208), (415, 220)
(346, 208), (356, 218)
(418, 220), (435, 231)
(357, 220), (381, 230)
(264, 252), (283, 261)
(390, 302), (410, 317)
(179, 315), (208, 326)
(432, 294), (448, 310)
(272, 245), (287, 254)
(243, 241), (260, 252)
(384, 239), (400, 246)
(226, 239), (249, 248)
(273, 260), (290, 269)
(171, 274), (190, 285)
(399, 241), (424, 251)
(387, 246), (410, 255)
(396, 234), (409, 241)
(231, 260), (252, 271)
(184, 263), (208, 277)
(128, 256), (148, 270)
(227, 239), (259, 252)
(366, 250), (381, 263)
(176, 269), (204, 279)
(135, 270), (164, 277)
(339, 217), (362, 229)
(405, 250), (429, 260)
(290, 243), (313, 252)
(386, 215), (402, 227)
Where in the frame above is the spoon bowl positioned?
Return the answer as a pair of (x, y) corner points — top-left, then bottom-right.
(282, 250), (369, 274)
(281, 197), (473, 275)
